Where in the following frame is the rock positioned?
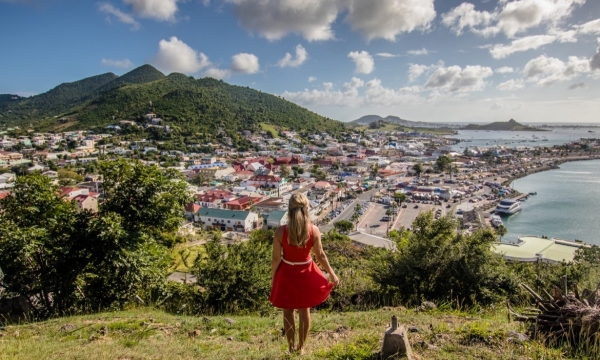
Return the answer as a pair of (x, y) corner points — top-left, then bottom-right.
(427, 343), (439, 351)
(99, 325), (108, 336)
(210, 328), (217, 334)
(60, 324), (77, 332)
(227, 336), (233, 341)
(88, 334), (98, 341)
(335, 325), (349, 334)
(407, 326), (420, 333)
(188, 330), (201, 337)
(420, 301), (437, 311)
(507, 330), (529, 344)
(382, 322), (414, 360)
(224, 318), (235, 325)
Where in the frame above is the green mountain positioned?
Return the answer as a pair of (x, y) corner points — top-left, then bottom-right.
(0, 65), (344, 138)
(96, 64), (166, 93)
(462, 119), (544, 131)
(1, 73), (118, 117)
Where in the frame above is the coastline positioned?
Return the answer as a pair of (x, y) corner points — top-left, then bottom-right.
(497, 155), (600, 245)
(501, 154), (600, 187)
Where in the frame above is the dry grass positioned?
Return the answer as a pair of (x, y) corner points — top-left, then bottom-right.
(0, 306), (574, 360)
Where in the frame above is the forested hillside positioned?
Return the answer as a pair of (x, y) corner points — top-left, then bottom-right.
(0, 65), (344, 137)
(1, 73), (118, 117)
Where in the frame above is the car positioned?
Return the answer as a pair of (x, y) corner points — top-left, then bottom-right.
(456, 209), (463, 215)
(370, 224), (380, 228)
(381, 216), (391, 221)
(446, 204), (451, 208)
(414, 205), (419, 209)
(402, 204), (407, 208)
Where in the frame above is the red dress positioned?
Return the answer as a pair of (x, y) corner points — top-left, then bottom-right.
(270, 225), (333, 309)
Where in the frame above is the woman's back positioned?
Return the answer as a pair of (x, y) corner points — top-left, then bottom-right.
(281, 225), (313, 263)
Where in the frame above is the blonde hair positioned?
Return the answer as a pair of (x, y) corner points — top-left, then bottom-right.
(287, 193), (311, 246)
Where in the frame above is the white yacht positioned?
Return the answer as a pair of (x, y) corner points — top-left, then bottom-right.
(495, 199), (522, 215)
(490, 214), (503, 227)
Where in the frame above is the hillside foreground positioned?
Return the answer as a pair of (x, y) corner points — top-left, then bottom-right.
(0, 307), (568, 359)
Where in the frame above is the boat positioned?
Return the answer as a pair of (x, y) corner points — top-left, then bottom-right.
(494, 198), (522, 215)
(529, 192), (537, 195)
(490, 214), (503, 227)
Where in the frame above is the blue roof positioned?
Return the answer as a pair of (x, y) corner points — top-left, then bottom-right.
(197, 208), (251, 220)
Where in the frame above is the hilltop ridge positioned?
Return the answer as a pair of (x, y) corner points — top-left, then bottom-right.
(0, 64), (344, 135)
(462, 119), (544, 131)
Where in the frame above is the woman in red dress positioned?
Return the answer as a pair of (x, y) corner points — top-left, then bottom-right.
(270, 193), (339, 354)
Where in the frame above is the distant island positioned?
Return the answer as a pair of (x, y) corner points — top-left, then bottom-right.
(350, 114), (456, 129)
(462, 119), (546, 131)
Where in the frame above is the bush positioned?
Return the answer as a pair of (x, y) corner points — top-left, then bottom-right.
(371, 212), (519, 307)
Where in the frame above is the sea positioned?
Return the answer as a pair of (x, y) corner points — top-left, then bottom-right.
(502, 159), (600, 246)
(446, 128), (600, 151)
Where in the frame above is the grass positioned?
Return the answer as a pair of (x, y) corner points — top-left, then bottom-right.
(0, 306), (576, 359)
(170, 244), (206, 273)
(259, 123), (281, 138)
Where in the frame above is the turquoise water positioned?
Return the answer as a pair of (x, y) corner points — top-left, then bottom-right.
(447, 128), (599, 151)
(504, 160), (600, 245)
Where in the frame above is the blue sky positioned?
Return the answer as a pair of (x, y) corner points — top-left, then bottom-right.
(1, 0), (600, 123)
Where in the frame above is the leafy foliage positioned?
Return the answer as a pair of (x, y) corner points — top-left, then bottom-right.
(1, 65), (345, 140)
(193, 230), (273, 314)
(0, 160), (189, 318)
(372, 212), (519, 306)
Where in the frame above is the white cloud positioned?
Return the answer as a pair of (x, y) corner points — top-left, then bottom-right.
(407, 48), (429, 56)
(277, 44), (308, 68)
(424, 65), (493, 92)
(575, 18), (600, 35)
(375, 53), (398, 58)
(348, 51), (374, 74)
(523, 54), (591, 86)
(568, 82), (586, 90)
(123, 0), (178, 22)
(204, 68), (230, 79)
(98, 2), (140, 30)
(408, 64), (429, 82)
(495, 66), (514, 74)
(153, 37), (211, 74)
(489, 35), (557, 59)
(308, 76), (317, 82)
(323, 82), (333, 90)
(281, 78), (423, 108)
(345, 0), (436, 41)
(226, 0), (338, 41)
(497, 79), (525, 91)
(101, 58), (134, 69)
(442, 0), (586, 38)
(343, 77), (364, 92)
(441, 2), (493, 36)
(230, 53), (259, 74)
(591, 41), (600, 71)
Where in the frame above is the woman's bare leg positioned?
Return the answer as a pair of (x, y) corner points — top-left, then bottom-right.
(297, 308), (311, 353)
(283, 309), (295, 352)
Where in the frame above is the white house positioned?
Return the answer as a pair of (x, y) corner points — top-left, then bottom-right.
(194, 208), (262, 232)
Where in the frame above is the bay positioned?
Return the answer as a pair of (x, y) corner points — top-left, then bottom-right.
(447, 128), (599, 151)
(502, 160), (600, 245)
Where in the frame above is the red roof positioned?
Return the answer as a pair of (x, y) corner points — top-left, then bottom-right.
(0, 191), (10, 200)
(185, 203), (201, 213)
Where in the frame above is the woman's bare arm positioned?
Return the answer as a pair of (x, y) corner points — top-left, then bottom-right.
(271, 226), (284, 279)
(311, 225), (339, 286)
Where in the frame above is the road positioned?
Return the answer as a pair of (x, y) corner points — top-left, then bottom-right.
(320, 189), (376, 232)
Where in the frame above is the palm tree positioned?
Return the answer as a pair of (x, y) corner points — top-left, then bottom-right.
(495, 225), (508, 242)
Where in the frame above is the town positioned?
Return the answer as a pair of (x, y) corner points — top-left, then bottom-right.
(2, 116), (599, 264)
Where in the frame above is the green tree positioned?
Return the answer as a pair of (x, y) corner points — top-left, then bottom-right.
(372, 212), (518, 306)
(370, 163), (380, 179)
(412, 163), (423, 178)
(279, 164), (290, 179)
(435, 155), (452, 173)
(193, 230), (272, 313)
(495, 225), (508, 242)
(393, 192), (407, 206)
(57, 169), (84, 186)
(334, 220), (354, 234)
